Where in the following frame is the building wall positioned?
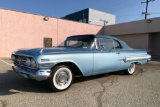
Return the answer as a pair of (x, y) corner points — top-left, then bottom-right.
(57, 19), (103, 44)
(104, 17), (160, 58)
(0, 9), (103, 58)
(104, 17), (160, 35)
(0, 9), (58, 58)
(62, 8), (115, 26)
(1, 8), (160, 58)
(89, 8), (115, 26)
(113, 34), (149, 49)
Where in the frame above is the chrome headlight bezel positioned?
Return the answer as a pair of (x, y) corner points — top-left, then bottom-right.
(16, 56), (21, 64)
(26, 58), (31, 66)
(30, 58), (38, 68)
(11, 54), (16, 61)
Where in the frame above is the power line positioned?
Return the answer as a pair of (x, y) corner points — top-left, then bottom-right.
(150, 12), (160, 14)
(136, 14), (144, 20)
(141, 0), (155, 19)
(117, 14), (142, 17)
(107, 0), (141, 13)
(103, 0), (130, 10)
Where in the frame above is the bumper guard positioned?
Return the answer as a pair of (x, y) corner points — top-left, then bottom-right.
(12, 65), (51, 81)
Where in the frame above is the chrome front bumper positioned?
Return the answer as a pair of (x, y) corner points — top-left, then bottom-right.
(12, 65), (51, 81)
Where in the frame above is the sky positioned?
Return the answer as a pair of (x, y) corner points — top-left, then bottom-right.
(0, 0), (160, 24)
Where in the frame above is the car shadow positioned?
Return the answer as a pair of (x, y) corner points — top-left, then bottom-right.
(74, 71), (125, 83)
(0, 69), (139, 95)
(0, 70), (52, 95)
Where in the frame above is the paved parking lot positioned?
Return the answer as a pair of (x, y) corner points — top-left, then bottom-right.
(0, 59), (160, 107)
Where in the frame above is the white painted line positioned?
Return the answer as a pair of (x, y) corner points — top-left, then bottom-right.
(0, 59), (12, 66)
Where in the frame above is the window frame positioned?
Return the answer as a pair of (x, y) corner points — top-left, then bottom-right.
(113, 40), (122, 49)
(95, 38), (122, 50)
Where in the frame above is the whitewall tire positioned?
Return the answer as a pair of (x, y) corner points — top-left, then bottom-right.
(125, 63), (136, 75)
(48, 65), (73, 91)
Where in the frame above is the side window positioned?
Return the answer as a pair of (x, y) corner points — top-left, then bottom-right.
(67, 41), (82, 47)
(97, 38), (114, 50)
(114, 40), (122, 49)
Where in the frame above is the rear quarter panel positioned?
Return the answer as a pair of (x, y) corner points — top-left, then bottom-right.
(118, 50), (150, 71)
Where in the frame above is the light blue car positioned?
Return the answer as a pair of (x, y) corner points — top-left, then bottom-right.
(11, 34), (151, 91)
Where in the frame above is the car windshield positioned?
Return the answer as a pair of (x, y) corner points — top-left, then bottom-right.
(58, 36), (95, 49)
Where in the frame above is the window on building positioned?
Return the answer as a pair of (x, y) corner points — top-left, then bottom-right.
(44, 37), (52, 48)
(78, 18), (86, 23)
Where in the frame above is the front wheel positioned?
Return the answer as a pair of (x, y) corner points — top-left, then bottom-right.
(124, 63), (136, 75)
(48, 65), (73, 91)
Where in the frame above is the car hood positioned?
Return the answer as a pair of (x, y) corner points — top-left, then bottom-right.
(14, 47), (92, 57)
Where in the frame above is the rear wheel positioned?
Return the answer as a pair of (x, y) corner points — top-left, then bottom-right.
(48, 65), (73, 91)
(124, 63), (135, 75)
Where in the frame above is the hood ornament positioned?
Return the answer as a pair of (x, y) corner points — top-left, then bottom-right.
(40, 49), (43, 54)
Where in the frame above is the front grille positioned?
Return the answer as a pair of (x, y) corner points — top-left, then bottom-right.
(17, 56), (28, 66)
(14, 55), (31, 67)
(12, 54), (38, 69)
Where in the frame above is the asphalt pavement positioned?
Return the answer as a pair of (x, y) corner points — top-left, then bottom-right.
(0, 59), (160, 107)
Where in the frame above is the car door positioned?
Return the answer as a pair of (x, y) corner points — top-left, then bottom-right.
(93, 38), (121, 74)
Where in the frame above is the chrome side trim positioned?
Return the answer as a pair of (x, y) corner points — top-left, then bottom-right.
(124, 55), (151, 62)
(40, 49), (43, 54)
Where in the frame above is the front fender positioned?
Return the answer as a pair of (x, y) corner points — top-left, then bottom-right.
(37, 53), (94, 76)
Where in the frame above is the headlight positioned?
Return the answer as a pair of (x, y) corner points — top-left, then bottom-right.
(11, 54), (15, 61)
(30, 59), (37, 68)
(26, 58), (31, 66)
(16, 56), (21, 64)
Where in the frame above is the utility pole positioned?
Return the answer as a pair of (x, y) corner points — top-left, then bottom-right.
(100, 19), (108, 26)
(142, 0), (155, 19)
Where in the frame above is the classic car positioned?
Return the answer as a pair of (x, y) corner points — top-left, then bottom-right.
(11, 34), (151, 91)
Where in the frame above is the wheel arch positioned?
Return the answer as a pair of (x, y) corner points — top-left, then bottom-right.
(130, 61), (142, 65)
(51, 61), (84, 77)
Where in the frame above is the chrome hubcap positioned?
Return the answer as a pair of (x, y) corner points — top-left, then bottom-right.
(56, 71), (69, 86)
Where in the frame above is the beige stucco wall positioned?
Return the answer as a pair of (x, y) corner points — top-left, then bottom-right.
(113, 34), (149, 49)
(0, 9), (58, 58)
(0, 9), (103, 58)
(57, 19), (103, 44)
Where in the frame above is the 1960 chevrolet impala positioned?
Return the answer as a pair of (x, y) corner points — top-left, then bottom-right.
(11, 34), (151, 91)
